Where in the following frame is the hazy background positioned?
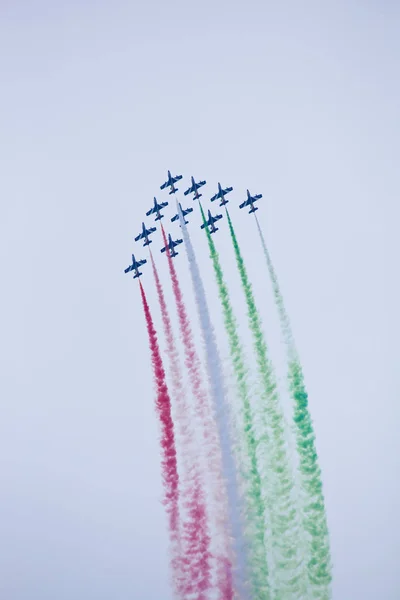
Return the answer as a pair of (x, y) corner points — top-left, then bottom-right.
(1, 1), (399, 598)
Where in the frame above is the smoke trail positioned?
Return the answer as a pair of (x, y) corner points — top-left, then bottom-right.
(160, 225), (233, 600)
(225, 209), (308, 599)
(254, 215), (332, 599)
(150, 253), (212, 599)
(198, 203), (270, 600)
(138, 280), (183, 598)
(178, 204), (251, 600)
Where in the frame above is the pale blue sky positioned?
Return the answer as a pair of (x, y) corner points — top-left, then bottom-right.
(1, 2), (399, 599)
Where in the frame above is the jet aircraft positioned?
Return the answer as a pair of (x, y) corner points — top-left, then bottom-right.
(160, 170), (183, 195)
(171, 202), (193, 225)
(124, 254), (147, 279)
(210, 182), (233, 206)
(184, 176), (206, 200)
(146, 197), (168, 221)
(239, 189), (262, 214)
(134, 222), (156, 246)
(160, 233), (183, 258)
(200, 209), (223, 234)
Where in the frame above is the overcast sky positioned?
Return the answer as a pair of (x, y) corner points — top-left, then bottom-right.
(1, 1), (399, 599)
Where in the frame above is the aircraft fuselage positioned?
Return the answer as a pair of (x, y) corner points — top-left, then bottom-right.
(155, 208), (164, 221)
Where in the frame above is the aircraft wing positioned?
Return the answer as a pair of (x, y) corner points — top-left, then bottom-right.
(254, 194), (262, 200)
(145, 207), (156, 216)
(198, 180), (206, 187)
(210, 192), (218, 202)
(173, 175), (183, 183)
(200, 222), (208, 229)
(160, 246), (167, 253)
(134, 232), (144, 241)
(160, 181), (168, 190)
(124, 264), (134, 273)
(209, 214), (222, 224)
(160, 201), (168, 208)
(137, 259), (147, 267)
(226, 186), (233, 193)
(149, 226), (156, 234)
(172, 207), (192, 221)
(170, 238), (183, 248)
(183, 186), (193, 196)
(239, 200), (250, 209)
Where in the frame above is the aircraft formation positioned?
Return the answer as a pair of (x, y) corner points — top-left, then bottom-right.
(127, 170), (332, 600)
(125, 171), (263, 277)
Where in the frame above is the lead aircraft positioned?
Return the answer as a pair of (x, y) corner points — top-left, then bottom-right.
(239, 189), (262, 214)
(160, 170), (183, 195)
(134, 222), (156, 246)
(124, 254), (147, 279)
(146, 197), (168, 221)
(200, 209), (223, 234)
(160, 233), (183, 258)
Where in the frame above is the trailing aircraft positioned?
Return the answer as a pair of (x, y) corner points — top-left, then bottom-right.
(239, 189), (262, 214)
(124, 254), (147, 279)
(146, 197), (168, 221)
(184, 176), (206, 200)
(200, 209), (223, 234)
(161, 233), (183, 257)
(134, 222), (156, 246)
(171, 202), (193, 225)
(210, 182), (233, 206)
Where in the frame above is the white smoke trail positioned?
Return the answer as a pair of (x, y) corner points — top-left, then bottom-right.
(178, 201), (250, 600)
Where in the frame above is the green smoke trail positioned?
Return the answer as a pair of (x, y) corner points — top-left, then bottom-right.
(199, 203), (270, 600)
(224, 208), (308, 600)
(254, 215), (332, 599)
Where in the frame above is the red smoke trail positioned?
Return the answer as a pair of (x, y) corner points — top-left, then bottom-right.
(150, 253), (211, 598)
(139, 280), (183, 597)
(160, 226), (234, 600)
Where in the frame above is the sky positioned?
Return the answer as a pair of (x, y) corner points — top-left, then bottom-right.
(0, 1), (399, 599)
